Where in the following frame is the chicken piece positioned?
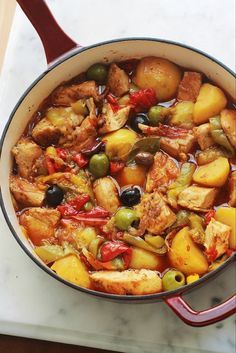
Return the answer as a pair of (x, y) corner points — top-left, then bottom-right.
(146, 151), (179, 192)
(177, 72), (202, 102)
(9, 175), (45, 207)
(52, 81), (101, 106)
(220, 109), (236, 148)
(93, 177), (120, 213)
(135, 191), (176, 235)
(90, 269), (162, 295)
(20, 208), (61, 246)
(160, 133), (196, 159)
(204, 218), (231, 261)
(68, 98), (98, 151)
(98, 103), (130, 134)
(193, 123), (215, 150)
(229, 171), (236, 207)
(32, 118), (61, 146)
(12, 138), (42, 179)
(107, 63), (130, 97)
(178, 186), (218, 212)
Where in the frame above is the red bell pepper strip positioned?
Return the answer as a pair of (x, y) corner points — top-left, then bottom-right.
(71, 216), (108, 226)
(45, 157), (57, 174)
(69, 194), (90, 210)
(129, 88), (157, 112)
(100, 241), (130, 262)
(57, 194), (90, 216)
(110, 161), (125, 175)
(107, 93), (120, 112)
(73, 153), (89, 168)
(144, 124), (188, 138)
(56, 148), (68, 160)
(77, 206), (110, 218)
(205, 210), (216, 225)
(122, 247), (132, 269)
(82, 248), (116, 270)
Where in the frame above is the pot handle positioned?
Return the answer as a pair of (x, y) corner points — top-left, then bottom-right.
(165, 294), (236, 327)
(17, 0), (79, 65)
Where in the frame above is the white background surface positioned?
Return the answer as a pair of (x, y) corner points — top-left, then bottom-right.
(0, 1), (235, 352)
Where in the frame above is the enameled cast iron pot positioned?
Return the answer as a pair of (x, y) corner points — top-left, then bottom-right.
(0, 0), (235, 327)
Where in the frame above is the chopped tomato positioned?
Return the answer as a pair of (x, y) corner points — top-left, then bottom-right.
(129, 88), (157, 112)
(110, 161), (125, 175)
(57, 194), (90, 217)
(205, 245), (218, 263)
(205, 210), (216, 225)
(56, 148), (68, 160)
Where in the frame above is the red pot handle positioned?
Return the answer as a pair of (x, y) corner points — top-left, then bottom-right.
(165, 294), (236, 327)
(17, 0), (79, 65)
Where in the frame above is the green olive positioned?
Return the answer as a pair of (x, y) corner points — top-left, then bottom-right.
(162, 270), (186, 291)
(84, 201), (93, 211)
(86, 63), (108, 84)
(114, 208), (139, 231)
(148, 105), (168, 126)
(89, 153), (109, 178)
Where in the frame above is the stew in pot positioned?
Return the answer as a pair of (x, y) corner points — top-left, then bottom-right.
(10, 56), (236, 295)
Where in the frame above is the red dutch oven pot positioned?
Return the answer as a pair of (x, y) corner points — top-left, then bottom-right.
(0, 0), (235, 327)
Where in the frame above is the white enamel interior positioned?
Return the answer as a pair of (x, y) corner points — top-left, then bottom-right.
(0, 39), (235, 283)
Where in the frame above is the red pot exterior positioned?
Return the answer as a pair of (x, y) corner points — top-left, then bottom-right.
(9, 0), (236, 327)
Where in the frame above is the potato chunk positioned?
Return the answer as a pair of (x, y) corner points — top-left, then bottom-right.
(168, 227), (208, 275)
(93, 177), (120, 213)
(177, 71), (202, 102)
(193, 157), (230, 187)
(136, 191), (176, 235)
(51, 254), (91, 288)
(129, 247), (166, 271)
(133, 57), (182, 102)
(204, 219), (230, 261)
(107, 63), (129, 97)
(10, 175), (45, 207)
(193, 83), (227, 125)
(146, 151), (179, 192)
(103, 128), (137, 161)
(178, 186), (217, 211)
(90, 269), (162, 295)
(12, 138), (42, 179)
(193, 123), (215, 150)
(220, 109), (236, 148)
(20, 208), (61, 245)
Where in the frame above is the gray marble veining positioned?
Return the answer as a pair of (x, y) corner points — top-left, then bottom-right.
(0, 1), (235, 352)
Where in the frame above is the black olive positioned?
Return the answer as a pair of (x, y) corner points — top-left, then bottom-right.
(130, 114), (150, 133)
(120, 187), (141, 206)
(45, 185), (64, 207)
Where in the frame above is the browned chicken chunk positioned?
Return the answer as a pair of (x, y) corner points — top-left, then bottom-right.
(9, 175), (45, 207)
(177, 72), (202, 102)
(204, 219), (231, 261)
(32, 118), (61, 146)
(135, 191), (176, 235)
(107, 63), (130, 97)
(12, 138), (42, 179)
(194, 123), (215, 150)
(146, 151), (179, 192)
(52, 81), (101, 106)
(93, 177), (120, 213)
(98, 103), (130, 134)
(20, 208), (61, 246)
(178, 185), (218, 211)
(160, 133), (196, 159)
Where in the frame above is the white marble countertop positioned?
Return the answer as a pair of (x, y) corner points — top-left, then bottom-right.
(0, 1), (235, 352)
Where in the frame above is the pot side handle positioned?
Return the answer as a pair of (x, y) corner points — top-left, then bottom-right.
(165, 294), (236, 327)
(17, 0), (79, 65)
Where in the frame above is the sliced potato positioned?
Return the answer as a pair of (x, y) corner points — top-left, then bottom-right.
(103, 128), (137, 161)
(129, 247), (166, 270)
(133, 57), (182, 102)
(193, 157), (230, 187)
(51, 254), (91, 288)
(168, 227), (208, 275)
(215, 207), (236, 249)
(90, 269), (162, 295)
(193, 83), (227, 124)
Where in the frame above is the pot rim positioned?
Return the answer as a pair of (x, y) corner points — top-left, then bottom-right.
(0, 37), (235, 301)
